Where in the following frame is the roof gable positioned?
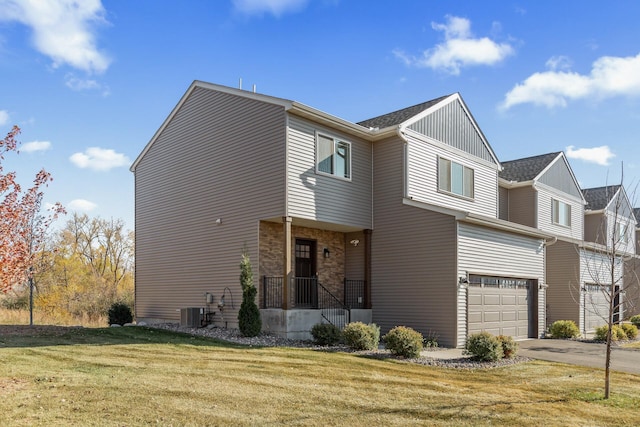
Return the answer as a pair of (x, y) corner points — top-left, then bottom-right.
(582, 185), (622, 211)
(356, 95), (450, 129)
(500, 152), (560, 182)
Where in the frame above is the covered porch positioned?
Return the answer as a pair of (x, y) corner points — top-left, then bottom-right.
(258, 218), (373, 339)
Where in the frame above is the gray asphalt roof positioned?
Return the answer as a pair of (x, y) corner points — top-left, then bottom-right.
(356, 95), (451, 129)
(582, 185), (621, 211)
(499, 152), (562, 182)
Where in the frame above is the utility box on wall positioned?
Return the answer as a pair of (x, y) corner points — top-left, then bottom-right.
(180, 307), (201, 327)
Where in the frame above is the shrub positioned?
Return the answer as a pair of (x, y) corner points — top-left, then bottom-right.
(383, 326), (424, 358)
(465, 332), (503, 361)
(497, 335), (518, 359)
(620, 323), (638, 340)
(107, 302), (133, 326)
(548, 320), (580, 339)
(238, 250), (261, 337)
(342, 322), (380, 351)
(594, 324), (627, 342)
(311, 323), (342, 346)
(423, 331), (439, 349)
(630, 315), (640, 329)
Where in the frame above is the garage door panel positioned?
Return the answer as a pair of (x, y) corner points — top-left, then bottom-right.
(468, 280), (532, 340)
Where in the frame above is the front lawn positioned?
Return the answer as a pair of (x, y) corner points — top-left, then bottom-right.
(1, 326), (639, 426)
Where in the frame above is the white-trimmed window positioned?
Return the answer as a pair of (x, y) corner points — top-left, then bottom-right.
(316, 133), (351, 180)
(552, 199), (571, 227)
(438, 157), (474, 198)
(615, 222), (629, 244)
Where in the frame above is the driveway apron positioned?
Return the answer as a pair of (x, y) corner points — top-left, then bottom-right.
(518, 339), (640, 375)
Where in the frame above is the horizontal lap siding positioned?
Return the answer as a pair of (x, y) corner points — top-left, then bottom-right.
(507, 187), (536, 228)
(457, 223), (545, 346)
(287, 115), (372, 228)
(372, 137), (458, 347)
(580, 248), (622, 331)
(536, 186), (584, 240)
(406, 136), (497, 218)
(135, 87), (286, 323)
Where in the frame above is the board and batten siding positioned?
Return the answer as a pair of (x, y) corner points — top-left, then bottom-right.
(546, 240), (581, 326)
(406, 135), (498, 218)
(286, 115), (372, 229)
(407, 98), (496, 164)
(134, 87), (287, 323)
(457, 223), (545, 346)
(536, 185), (584, 240)
(371, 136), (458, 348)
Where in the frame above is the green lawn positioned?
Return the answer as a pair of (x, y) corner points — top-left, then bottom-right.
(1, 326), (639, 426)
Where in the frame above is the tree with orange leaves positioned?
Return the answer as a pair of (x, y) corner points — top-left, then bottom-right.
(0, 125), (65, 293)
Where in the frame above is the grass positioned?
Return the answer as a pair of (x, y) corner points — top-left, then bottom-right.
(0, 308), (106, 328)
(1, 326), (640, 426)
(622, 340), (640, 349)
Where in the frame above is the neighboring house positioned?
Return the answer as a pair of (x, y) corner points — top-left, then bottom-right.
(499, 155), (636, 333)
(131, 81), (552, 348)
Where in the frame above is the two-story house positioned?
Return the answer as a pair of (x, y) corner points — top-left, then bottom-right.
(131, 81), (552, 348)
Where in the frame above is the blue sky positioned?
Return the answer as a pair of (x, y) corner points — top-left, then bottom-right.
(2, 0), (640, 230)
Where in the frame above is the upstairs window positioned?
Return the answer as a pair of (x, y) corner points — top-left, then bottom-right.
(615, 222), (629, 244)
(438, 157), (474, 199)
(317, 133), (351, 180)
(552, 199), (571, 227)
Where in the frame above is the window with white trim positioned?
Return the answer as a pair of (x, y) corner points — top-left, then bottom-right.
(438, 157), (474, 198)
(552, 199), (571, 227)
(316, 133), (351, 180)
(615, 222), (629, 243)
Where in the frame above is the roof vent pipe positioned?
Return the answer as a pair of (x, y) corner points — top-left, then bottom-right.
(239, 77), (242, 90)
(253, 84), (256, 93)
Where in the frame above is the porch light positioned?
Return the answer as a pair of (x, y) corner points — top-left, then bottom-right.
(350, 239), (360, 247)
(323, 248), (330, 258)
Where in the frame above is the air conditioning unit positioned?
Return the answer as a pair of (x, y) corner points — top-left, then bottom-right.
(180, 307), (202, 327)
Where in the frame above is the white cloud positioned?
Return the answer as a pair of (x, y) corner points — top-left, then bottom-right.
(67, 199), (97, 212)
(232, 0), (308, 16)
(566, 145), (615, 166)
(0, 110), (8, 125)
(65, 74), (110, 96)
(69, 147), (130, 171)
(501, 53), (640, 110)
(393, 15), (514, 75)
(0, 0), (111, 73)
(21, 140), (51, 153)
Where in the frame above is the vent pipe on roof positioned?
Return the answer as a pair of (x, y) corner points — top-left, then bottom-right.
(239, 78), (242, 90)
(253, 84), (256, 93)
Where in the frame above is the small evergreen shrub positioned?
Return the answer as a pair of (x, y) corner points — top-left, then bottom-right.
(630, 315), (640, 328)
(342, 322), (380, 351)
(594, 324), (627, 342)
(423, 331), (439, 349)
(311, 323), (342, 346)
(548, 320), (580, 339)
(621, 323), (638, 340)
(107, 302), (133, 326)
(238, 250), (262, 337)
(497, 335), (518, 359)
(465, 332), (504, 361)
(383, 326), (424, 358)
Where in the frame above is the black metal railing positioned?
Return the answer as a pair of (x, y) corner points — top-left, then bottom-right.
(294, 277), (318, 308)
(344, 279), (366, 309)
(318, 282), (350, 329)
(262, 276), (283, 308)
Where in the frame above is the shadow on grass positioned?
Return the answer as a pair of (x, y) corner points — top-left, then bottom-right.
(0, 325), (253, 349)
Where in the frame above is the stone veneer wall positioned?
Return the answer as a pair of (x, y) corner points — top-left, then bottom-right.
(259, 221), (346, 306)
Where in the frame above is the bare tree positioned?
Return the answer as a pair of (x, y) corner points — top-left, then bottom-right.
(580, 178), (639, 399)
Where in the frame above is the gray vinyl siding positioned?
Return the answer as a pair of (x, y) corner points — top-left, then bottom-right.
(546, 240), (581, 326)
(506, 186), (536, 228)
(457, 223), (545, 346)
(134, 86), (286, 323)
(407, 98), (496, 164)
(287, 115), (372, 228)
(371, 136), (458, 348)
(584, 214), (606, 245)
(538, 158), (582, 199)
(580, 248), (622, 331)
(406, 135), (498, 217)
(536, 186), (584, 240)
(623, 259), (640, 317)
(345, 231), (365, 280)
(498, 186), (509, 220)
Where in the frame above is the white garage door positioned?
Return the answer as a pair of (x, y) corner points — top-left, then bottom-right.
(583, 284), (614, 333)
(468, 276), (532, 340)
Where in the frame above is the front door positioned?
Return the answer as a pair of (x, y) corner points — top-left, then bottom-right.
(295, 239), (317, 307)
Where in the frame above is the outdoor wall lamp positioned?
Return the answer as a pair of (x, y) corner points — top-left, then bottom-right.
(350, 239), (360, 247)
(459, 276), (469, 285)
(323, 248), (330, 258)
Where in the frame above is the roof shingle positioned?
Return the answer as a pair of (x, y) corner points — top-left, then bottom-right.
(499, 152), (562, 182)
(582, 185), (621, 211)
(356, 95), (451, 129)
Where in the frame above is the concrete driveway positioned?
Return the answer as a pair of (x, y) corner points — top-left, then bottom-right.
(518, 339), (640, 375)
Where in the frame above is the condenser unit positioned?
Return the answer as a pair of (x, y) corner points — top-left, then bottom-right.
(180, 307), (202, 327)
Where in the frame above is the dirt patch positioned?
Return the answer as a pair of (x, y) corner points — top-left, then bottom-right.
(0, 377), (28, 394)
